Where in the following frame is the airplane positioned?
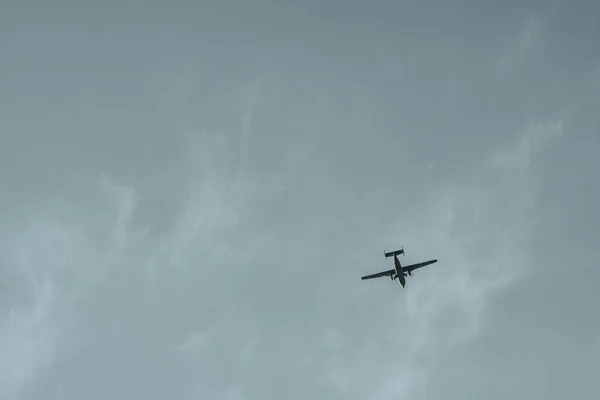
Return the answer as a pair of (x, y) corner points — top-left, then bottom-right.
(360, 246), (438, 288)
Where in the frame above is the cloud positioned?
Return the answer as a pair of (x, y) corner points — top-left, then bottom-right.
(99, 173), (147, 248)
(0, 55), (569, 398)
(0, 221), (61, 399)
(2, 2), (597, 399)
(0, 279), (56, 399)
(317, 120), (564, 400)
(0, 173), (163, 399)
(492, 15), (544, 84)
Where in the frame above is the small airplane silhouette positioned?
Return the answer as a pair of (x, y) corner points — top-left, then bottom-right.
(361, 246), (438, 288)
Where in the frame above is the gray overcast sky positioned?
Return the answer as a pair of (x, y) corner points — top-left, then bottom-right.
(1, 1), (599, 399)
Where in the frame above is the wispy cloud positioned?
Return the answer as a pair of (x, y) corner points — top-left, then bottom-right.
(492, 15), (544, 84)
(315, 120), (564, 400)
(1, 228), (59, 399)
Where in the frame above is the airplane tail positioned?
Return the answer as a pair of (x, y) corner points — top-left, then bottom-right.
(384, 246), (404, 258)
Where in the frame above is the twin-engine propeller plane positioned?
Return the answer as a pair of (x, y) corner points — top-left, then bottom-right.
(361, 246), (437, 288)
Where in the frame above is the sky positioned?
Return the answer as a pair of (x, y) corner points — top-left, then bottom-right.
(1, 1), (599, 399)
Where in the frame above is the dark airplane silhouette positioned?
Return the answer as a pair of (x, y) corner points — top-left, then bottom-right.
(361, 247), (437, 288)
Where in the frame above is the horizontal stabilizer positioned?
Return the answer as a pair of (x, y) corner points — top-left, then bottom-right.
(384, 247), (404, 258)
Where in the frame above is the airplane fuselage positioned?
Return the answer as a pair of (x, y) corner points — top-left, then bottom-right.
(393, 255), (406, 287)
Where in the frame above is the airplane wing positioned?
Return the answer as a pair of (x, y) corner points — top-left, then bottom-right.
(403, 259), (437, 273)
(361, 269), (395, 280)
